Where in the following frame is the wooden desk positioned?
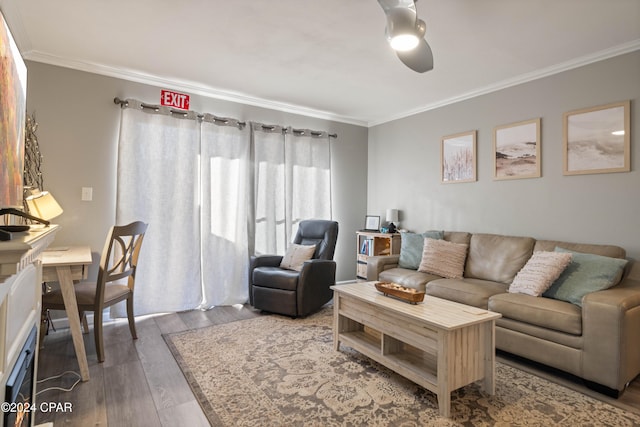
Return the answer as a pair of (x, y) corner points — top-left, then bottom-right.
(41, 246), (92, 381)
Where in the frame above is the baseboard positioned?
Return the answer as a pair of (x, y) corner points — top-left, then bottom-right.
(47, 311), (113, 331)
(46, 285), (359, 331)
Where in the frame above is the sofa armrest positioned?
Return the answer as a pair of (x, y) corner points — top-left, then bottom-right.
(582, 277), (640, 390)
(366, 255), (400, 281)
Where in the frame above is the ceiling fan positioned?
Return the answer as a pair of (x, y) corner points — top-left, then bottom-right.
(377, 0), (434, 73)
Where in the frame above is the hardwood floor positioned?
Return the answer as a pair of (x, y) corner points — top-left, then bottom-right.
(36, 305), (640, 426)
(35, 305), (260, 427)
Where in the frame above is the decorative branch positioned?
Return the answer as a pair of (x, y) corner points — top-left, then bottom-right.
(23, 112), (44, 190)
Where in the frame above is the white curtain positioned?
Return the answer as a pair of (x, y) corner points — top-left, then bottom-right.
(285, 129), (333, 241)
(115, 101), (332, 316)
(200, 117), (250, 307)
(253, 124), (333, 255)
(116, 104), (202, 315)
(252, 124), (287, 256)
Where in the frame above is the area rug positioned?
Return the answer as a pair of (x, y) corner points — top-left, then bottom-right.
(163, 307), (640, 426)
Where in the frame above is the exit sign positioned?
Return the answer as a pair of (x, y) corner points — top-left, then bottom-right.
(160, 89), (190, 110)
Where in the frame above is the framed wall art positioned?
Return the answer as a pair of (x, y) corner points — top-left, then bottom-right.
(563, 100), (630, 175)
(493, 118), (541, 180)
(441, 130), (476, 183)
(0, 10), (27, 209)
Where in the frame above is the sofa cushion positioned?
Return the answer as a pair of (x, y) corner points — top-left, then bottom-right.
(489, 293), (582, 336)
(465, 233), (535, 284)
(496, 319), (583, 352)
(379, 268), (440, 291)
(425, 278), (508, 309)
(509, 251), (573, 296)
(543, 248), (629, 306)
(443, 231), (472, 245)
(533, 240), (626, 259)
(418, 238), (468, 279)
(398, 230), (444, 269)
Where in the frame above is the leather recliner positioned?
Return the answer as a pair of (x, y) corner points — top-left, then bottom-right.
(249, 220), (339, 317)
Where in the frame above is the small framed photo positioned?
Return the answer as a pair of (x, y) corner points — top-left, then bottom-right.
(364, 215), (380, 231)
(563, 101), (630, 175)
(441, 130), (476, 183)
(494, 118), (541, 180)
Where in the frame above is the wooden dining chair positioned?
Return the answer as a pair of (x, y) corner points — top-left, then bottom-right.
(42, 221), (148, 363)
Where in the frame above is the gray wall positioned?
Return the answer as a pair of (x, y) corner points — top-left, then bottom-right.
(368, 51), (640, 261)
(26, 50), (640, 288)
(25, 62), (368, 282)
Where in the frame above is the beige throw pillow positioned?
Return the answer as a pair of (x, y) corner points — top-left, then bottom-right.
(418, 238), (468, 279)
(509, 251), (573, 297)
(280, 243), (316, 271)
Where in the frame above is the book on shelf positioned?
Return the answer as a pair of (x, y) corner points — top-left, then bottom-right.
(360, 238), (375, 256)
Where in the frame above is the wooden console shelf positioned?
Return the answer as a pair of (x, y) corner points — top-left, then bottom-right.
(331, 282), (501, 417)
(355, 231), (400, 281)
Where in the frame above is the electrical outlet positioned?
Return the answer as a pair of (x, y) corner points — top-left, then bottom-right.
(81, 187), (93, 201)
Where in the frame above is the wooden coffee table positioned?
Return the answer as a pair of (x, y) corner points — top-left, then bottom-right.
(331, 282), (501, 417)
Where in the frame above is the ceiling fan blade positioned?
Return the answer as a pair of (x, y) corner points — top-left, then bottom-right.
(396, 38), (433, 73)
(377, 0), (416, 14)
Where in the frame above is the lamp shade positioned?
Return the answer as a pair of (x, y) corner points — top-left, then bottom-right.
(25, 191), (63, 221)
(386, 209), (399, 223)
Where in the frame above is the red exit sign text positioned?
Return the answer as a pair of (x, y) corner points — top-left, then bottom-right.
(161, 90), (190, 110)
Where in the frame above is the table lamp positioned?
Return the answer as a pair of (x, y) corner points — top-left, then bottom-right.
(25, 190), (64, 222)
(0, 190), (61, 240)
(386, 208), (399, 233)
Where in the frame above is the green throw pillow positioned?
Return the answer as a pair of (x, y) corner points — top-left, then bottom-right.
(543, 247), (628, 306)
(398, 230), (444, 270)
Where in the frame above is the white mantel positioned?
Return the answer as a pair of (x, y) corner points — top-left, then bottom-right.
(0, 225), (58, 427)
(0, 226), (57, 281)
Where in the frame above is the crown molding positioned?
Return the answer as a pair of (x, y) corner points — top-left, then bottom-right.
(0, 0), (33, 53)
(20, 38), (640, 129)
(369, 39), (640, 127)
(22, 51), (369, 127)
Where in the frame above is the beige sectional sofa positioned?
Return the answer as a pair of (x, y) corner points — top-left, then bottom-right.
(366, 231), (640, 395)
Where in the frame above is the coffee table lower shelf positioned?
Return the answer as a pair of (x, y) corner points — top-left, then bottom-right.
(331, 282), (501, 418)
(338, 330), (439, 386)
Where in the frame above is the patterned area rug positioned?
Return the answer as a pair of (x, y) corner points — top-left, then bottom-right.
(164, 307), (640, 426)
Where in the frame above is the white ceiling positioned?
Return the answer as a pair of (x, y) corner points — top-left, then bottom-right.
(2, 0), (640, 126)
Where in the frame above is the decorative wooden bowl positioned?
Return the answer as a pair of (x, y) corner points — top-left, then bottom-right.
(374, 282), (425, 304)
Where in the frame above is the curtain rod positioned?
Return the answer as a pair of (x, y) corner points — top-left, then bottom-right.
(114, 97), (246, 128)
(256, 123), (337, 138)
(114, 97), (337, 139)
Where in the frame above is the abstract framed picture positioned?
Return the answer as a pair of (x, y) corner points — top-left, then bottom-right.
(563, 101), (630, 175)
(441, 130), (476, 183)
(493, 118), (541, 180)
(0, 10), (27, 209)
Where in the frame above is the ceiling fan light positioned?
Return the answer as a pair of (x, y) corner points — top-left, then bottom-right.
(386, 7), (421, 51)
(389, 33), (419, 51)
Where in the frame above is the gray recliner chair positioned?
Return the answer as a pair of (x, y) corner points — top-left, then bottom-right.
(249, 220), (339, 317)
